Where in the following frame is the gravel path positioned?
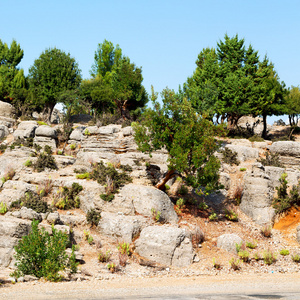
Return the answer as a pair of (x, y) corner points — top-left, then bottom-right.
(1, 273), (300, 299)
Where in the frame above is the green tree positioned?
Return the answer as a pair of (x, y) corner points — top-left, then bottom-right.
(28, 48), (82, 123)
(89, 40), (147, 118)
(133, 87), (224, 191)
(0, 39), (26, 102)
(284, 85), (300, 127)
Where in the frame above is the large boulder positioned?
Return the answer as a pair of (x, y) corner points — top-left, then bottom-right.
(13, 121), (38, 139)
(35, 125), (57, 138)
(240, 163), (276, 225)
(135, 226), (193, 267)
(98, 212), (148, 243)
(237, 115), (265, 136)
(270, 141), (300, 167)
(118, 184), (178, 224)
(0, 125), (9, 139)
(0, 101), (15, 118)
(225, 144), (259, 162)
(217, 234), (243, 254)
(0, 216), (31, 267)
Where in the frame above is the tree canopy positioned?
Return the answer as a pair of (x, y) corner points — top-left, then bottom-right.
(133, 87), (224, 191)
(28, 48), (82, 123)
(284, 85), (300, 127)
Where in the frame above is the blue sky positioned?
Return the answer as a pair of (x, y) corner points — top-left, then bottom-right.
(2, 0), (299, 122)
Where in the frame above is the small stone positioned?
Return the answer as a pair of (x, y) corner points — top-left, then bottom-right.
(17, 277), (25, 282)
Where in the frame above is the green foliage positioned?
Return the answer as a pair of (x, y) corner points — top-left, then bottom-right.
(0, 202), (7, 214)
(133, 87), (224, 192)
(100, 193), (114, 202)
(280, 249), (289, 256)
(1, 167), (15, 183)
(212, 257), (221, 270)
(37, 121), (47, 126)
(117, 242), (131, 256)
(235, 242), (243, 253)
(28, 48), (81, 123)
(209, 211), (218, 221)
(221, 147), (239, 165)
(284, 86), (300, 127)
(76, 173), (90, 179)
(83, 230), (94, 245)
(238, 250), (250, 262)
(263, 249), (277, 265)
(198, 201), (208, 210)
(24, 159), (32, 167)
(292, 254), (300, 263)
(248, 135), (265, 142)
(176, 198), (185, 209)
(11, 191), (50, 213)
(239, 167), (246, 172)
(272, 173), (300, 214)
(33, 146), (58, 172)
(178, 185), (188, 195)
(258, 152), (283, 168)
(224, 209), (238, 222)
(151, 208), (161, 222)
(107, 263), (116, 273)
(229, 258), (240, 270)
(98, 250), (111, 263)
(246, 241), (257, 249)
(0, 144), (7, 154)
(55, 183), (82, 210)
(253, 252), (261, 261)
(86, 209), (101, 226)
(70, 144), (76, 150)
(233, 185), (243, 205)
(13, 220), (72, 281)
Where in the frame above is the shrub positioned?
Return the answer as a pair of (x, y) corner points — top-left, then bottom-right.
(178, 185), (188, 195)
(86, 209), (101, 226)
(70, 144), (76, 150)
(238, 250), (250, 262)
(76, 173), (90, 179)
(233, 185), (243, 205)
(83, 230), (94, 245)
(224, 209), (238, 222)
(37, 179), (53, 198)
(263, 249), (277, 265)
(24, 160), (32, 167)
(212, 257), (221, 270)
(11, 191), (50, 213)
(229, 258), (240, 270)
(239, 167), (246, 172)
(176, 198), (185, 209)
(209, 211), (218, 221)
(12, 220), (75, 281)
(191, 224), (205, 248)
(34, 147), (58, 172)
(151, 208), (161, 222)
(258, 152), (283, 168)
(107, 263), (116, 273)
(100, 193), (115, 202)
(253, 252), (261, 261)
(98, 250), (111, 263)
(0, 202), (7, 214)
(246, 241), (257, 249)
(84, 129), (90, 136)
(118, 242), (131, 256)
(261, 224), (272, 238)
(280, 249), (289, 256)
(292, 254), (300, 263)
(55, 183), (82, 210)
(44, 145), (52, 155)
(248, 135), (265, 142)
(221, 147), (239, 166)
(0, 144), (7, 154)
(235, 242), (245, 253)
(198, 201), (208, 210)
(74, 168), (88, 174)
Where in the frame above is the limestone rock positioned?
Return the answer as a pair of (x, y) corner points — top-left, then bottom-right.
(135, 226), (193, 267)
(0, 101), (15, 118)
(47, 211), (60, 225)
(0, 125), (9, 139)
(217, 234), (243, 254)
(98, 212), (148, 242)
(13, 121), (38, 139)
(225, 144), (259, 162)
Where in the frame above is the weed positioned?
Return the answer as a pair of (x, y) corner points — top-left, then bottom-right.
(261, 224), (272, 238)
(209, 211), (218, 221)
(1, 167), (15, 183)
(24, 160), (32, 167)
(55, 183), (82, 210)
(34, 146), (58, 172)
(235, 242), (244, 253)
(98, 250), (111, 263)
(151, 208), (161, 222)
(70, 144), (76, 150)
(0, 144), (7, 154)
(107, 263), (116, 273)
(239, 167), (247, 172)
(198, 201), (208, 210)
(258, 152), (283, 168)
(191, 225), (205, 248)
(246, 240), (257, 249)
(100, 193), (115, 202)
(84, 230), (94, 245)
(263, 249), (277, 265)
(176, 198), (185, 209)
(86, 209), (101, 226)
(37, 179), (53, 198)
(280, 249), (289, 256)
(84, 129), (90, 136)
(248, 135), (265, 142)
(118, 242), (131, 256)
(233, 185), (243, 205)
(253, 252), (261, 261)
(224, 209), (238, 222)
(221, 147), (239, 166)
(292, 254), (300, 263)
(229, 258), (240, 270)
(76, 173), (90, 179)
(0, 202), (7, 214)
(212, 257), (221, 270)
(238, 250), (250, 262)
(37, 121), (47, 126)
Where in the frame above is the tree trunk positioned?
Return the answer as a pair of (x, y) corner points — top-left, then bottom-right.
(155, 170), (176, 190)
(42, 103), (55, 125)
(262, 113), (267, 139)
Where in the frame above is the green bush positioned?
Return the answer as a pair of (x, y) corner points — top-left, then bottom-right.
(100, 193), (114, 202)
(24, 159), (32, 167)
(12, 220), (76, 281)
(0, 202), (7, 214)
(263, 249), (277, 265)
(55, 183), (82, 210)
(0, 144), (7, 154)
(258, 152), (283, 168)
(292, 254), (300, 263)
(246, 241), (257, 249)
(224, 209), (238, 222)
(86, 209), (101, 226)
(76, 173), (90, 179)
(221, 147), (239, 166)
(238, 250), (250, 262)
(34, 147), (58, 172)
(11, 191), (50, 213)
(248, 135), (265, 142)
(280, 249), (289, 256)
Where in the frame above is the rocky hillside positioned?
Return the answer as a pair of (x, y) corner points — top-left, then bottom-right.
(1, 100), (300, 283)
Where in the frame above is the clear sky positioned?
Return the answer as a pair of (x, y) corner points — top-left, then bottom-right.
(2, 0), (299, 122)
